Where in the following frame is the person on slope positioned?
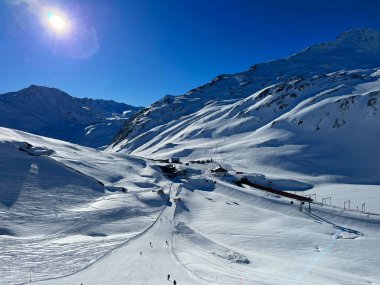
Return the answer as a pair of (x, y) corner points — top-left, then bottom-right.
(166, 240), (169, 245)
(173, 280), (177, 285)
(150, 241), (152, 247)
(167, 274), (170, 280)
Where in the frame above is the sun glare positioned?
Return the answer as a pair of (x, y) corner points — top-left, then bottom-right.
(48, 12), (67, 33)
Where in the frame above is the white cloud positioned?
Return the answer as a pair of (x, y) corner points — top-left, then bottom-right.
(6, 0), (45, 14)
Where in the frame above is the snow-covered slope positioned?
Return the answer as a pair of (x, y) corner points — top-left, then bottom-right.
(1, 127), (380, 285)
(0, 127), (168, 283)
(29, 161), (380, 285)
(0, 85), (142, 148)
(111, 28), (380, 186)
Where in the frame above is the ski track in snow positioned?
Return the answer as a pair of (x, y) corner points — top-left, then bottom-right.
(21, 171), (380, 285)
(1, 111), (380, 285)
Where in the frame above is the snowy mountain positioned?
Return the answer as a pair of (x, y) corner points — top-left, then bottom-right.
(0, 85), (142, 148)
(1, 29), (380, 285)
(111, 28), (380, 185)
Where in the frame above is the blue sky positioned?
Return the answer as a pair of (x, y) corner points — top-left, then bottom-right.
(0, 0), (379, 106)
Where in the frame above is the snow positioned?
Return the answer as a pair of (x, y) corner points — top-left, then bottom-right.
(0, 126), (379, 285)
(111, 31), (380, 187)
(18, 142), (55, 156)
(1, 28), (380, 285)
(32, 188), (200, 285)
(110, 43), (380, 198)
(26, 162), (380, 285)
(0, 85), (141, 148)
(306, 184), (380, 214)
(0, 127), (168, 283)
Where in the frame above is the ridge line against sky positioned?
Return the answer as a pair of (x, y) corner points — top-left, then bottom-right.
(0, 0), (379, 107)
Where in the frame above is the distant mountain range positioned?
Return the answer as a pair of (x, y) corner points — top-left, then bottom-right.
(111, 28), (380, 184)
(0, 85), (142, 148)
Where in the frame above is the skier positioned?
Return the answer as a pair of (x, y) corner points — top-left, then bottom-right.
(139, 251), (142, 256)
(150, 241), (152, 247)
(173, 280), (177, 285)
(167, 274), (170, 280)
(166, 240), (169, 245)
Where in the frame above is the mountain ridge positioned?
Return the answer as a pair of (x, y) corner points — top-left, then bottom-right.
(110, 28), (380, 185)
(0, 85), (142, 148)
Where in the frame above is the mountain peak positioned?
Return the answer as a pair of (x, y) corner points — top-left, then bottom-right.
(25, 84), (66, 95)
(15, 85), (73, 103)
(296, 28), (380, 56)
(28, 84), (49, 89)
(0, 85), (142, 148)
(335, 28), (380, 44)
(246, 28), (380, 75)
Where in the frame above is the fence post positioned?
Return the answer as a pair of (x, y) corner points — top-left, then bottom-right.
(344, 200), (350, 210)
(305, 193), (316, 202)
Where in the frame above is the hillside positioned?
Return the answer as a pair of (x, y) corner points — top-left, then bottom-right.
(0, 126), (169, 283)
(111, 28), (380, 186)
(0, 85), (141, 148)
(0, 126), (379, 285)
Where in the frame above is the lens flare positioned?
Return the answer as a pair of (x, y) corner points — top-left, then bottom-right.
(48, 12), (67, 33)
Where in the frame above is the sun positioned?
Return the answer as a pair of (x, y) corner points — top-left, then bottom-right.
(47, 12), (68, 34)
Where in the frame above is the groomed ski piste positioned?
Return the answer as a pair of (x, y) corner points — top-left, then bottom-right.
(1, 126), (380, 285)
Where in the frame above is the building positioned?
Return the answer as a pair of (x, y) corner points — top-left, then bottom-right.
(211, 166), (228, 175)
(171, 157), (180, 163)
(158, 164), (177, 178)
